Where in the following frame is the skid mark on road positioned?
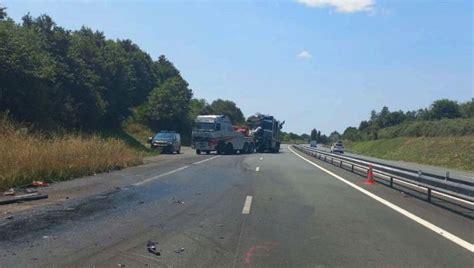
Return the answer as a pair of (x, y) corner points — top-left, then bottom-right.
(244, 241), (279, 264)
(288, 145), (474, 253)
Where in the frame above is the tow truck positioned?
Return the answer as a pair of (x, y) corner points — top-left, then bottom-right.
(192, 115), (254, 155)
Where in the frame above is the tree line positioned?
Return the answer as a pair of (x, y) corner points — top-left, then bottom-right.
(0, 9), (245, 137)
(304, 99), (474, 144)
(341, 99), (474, 141)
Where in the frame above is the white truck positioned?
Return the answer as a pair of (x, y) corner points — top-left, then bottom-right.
(192, 115), (254, 155)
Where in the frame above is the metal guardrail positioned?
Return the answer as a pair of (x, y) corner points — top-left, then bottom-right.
(293, 145), (474, 204)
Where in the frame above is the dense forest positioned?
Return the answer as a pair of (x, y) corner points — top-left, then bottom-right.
(0, 8), (245, 138)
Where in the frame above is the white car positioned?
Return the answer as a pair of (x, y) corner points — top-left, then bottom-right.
(330, 142), (344, 154)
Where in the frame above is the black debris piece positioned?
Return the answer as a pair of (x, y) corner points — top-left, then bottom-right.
(147, 241), (160, 256)
(174, 247), (185, 254)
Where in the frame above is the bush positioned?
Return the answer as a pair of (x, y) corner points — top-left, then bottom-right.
(378, 118), (474, 138)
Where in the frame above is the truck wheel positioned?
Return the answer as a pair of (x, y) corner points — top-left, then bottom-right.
(243, 143), (249, 154)
(196, 150), (201, 155)
(217, 143), (225, 155)
(274, 142), (280, 153)
(225, 143), (234, 155)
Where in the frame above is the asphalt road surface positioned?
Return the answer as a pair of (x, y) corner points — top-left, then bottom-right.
(0, 146), (473, 267)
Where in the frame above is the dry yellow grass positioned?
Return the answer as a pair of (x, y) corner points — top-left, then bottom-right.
(0, 117), (143, 191)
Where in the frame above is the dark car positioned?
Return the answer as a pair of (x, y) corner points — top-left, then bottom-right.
(148, 131), (181, 154)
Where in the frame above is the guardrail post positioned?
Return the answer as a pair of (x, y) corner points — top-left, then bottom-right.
(427, 188), (431, 202)
(418, 170), (422, 178)
(390, 177), (393, 188)
(339, 160), (343, 167)
(331, 158), (333, 164)
(445, 172), (449, 181)
(351, 164), (354, 172)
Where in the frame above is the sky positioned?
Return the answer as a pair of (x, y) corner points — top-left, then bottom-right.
(2, 0), (472, 134)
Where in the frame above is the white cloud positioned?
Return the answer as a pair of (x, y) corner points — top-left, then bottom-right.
(296, 0), (375, 13)
(297, 50), (312, 59)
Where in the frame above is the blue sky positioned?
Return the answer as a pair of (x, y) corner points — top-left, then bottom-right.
(2, 0), (472, 134)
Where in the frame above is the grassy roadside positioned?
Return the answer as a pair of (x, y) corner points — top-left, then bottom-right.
(344, 136), (474, 172)
(0, 117), (156, 191)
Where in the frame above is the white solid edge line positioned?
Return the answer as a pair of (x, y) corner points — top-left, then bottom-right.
(134, 155), (220, 186)
(193, 155), (220, 165)
(288, 145), (474, 253)
(133, 165), (189, 186)
(242, 195), (253, 214)
(256, 166), (260, 172)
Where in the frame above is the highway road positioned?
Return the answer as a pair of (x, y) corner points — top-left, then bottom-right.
(0, 146), (473, 267)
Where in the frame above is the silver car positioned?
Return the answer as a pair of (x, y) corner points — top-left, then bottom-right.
(330, 142), (344, 154)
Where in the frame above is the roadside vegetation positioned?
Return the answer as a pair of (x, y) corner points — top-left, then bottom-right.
(310, 99), (474, 171)
(344, 136), (474, 171)
(0, 116), (143, 191)
(0, 7), (250, 188)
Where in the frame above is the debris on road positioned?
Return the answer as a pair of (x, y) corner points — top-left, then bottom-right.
(3, 188), (16, 196)
(174, 247), (185, 254)
(5, 215), (13, 220)
(25, 188), (38, 194)
(147, 241), (160, 256)
(0, 193), (48, 205)
(138, 201), (145, 204)
(31, 181), (49, 187)
(172, 199), (185, 205)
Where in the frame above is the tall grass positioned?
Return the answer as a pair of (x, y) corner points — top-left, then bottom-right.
(345, 136), (474, 171)
(0, 116), (143, 191)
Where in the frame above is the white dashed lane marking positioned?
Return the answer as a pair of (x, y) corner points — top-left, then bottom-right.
(242, 195), (253, 214)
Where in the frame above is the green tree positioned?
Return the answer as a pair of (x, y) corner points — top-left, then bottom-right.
(342, 127), (360, 141)
(329, 131), (341, 142)
(300, 133), (310, 141)
(0, 6), (7, 20)
(189, 98), (212, 120)
(359, 120), (369, 130)
(310, 128), (317, 140)
(209, 99), (245, 124)
(142, 76), (193, 132)
(459, 98), (474, 118)
(429, 99), (461, 119)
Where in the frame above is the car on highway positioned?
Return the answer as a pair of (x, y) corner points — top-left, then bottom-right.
(330, 141), (344, 154)
(148, 131), (181, 154)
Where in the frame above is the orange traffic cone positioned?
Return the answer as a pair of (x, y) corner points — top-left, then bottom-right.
(365, 164), (375, 185)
